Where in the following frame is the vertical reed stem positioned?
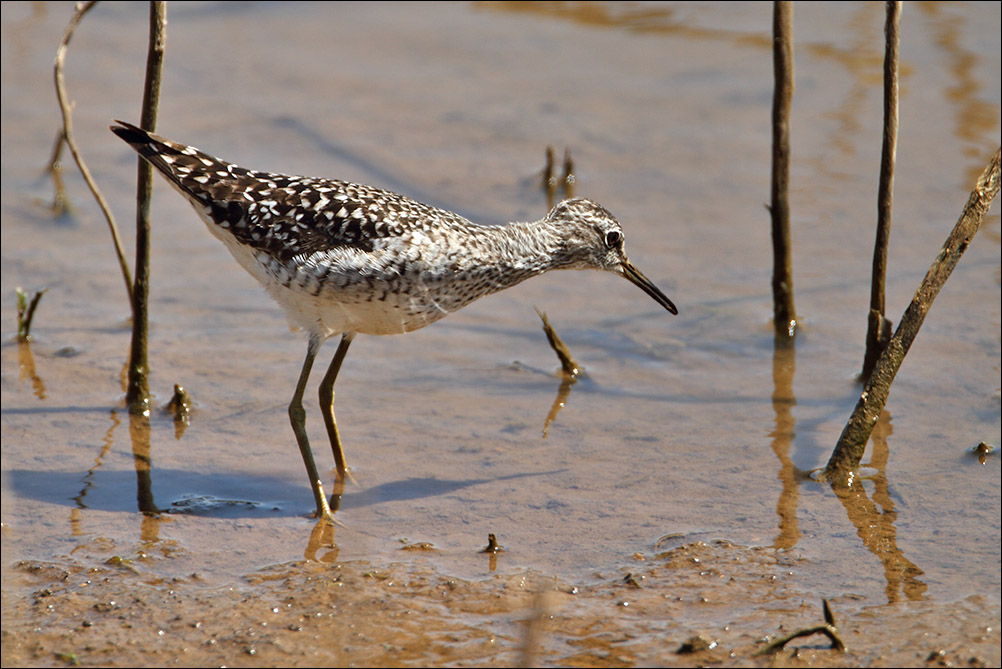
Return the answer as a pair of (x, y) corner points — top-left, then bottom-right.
(861, 1), (901, 382)
(771, 1), (797, 339)
(126, 1), (167, 413)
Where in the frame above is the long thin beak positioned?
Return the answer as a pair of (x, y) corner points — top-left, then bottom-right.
(621, 260), (678, 315)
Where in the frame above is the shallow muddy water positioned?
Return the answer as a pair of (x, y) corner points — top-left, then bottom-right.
(2, 2), (1000, 666)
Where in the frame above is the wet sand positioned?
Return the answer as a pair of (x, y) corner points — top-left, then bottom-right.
(2, 2), (1000, 666)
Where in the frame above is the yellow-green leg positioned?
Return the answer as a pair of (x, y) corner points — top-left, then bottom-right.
(319, 333), (354, 481)
(289, 335), (333, 520)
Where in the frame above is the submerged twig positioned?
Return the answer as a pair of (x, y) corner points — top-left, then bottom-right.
(862, 1), (902, 382)
(823, 149), (1001, 482)
(53, 0), (133, 305)
(770, 1), (797, 339)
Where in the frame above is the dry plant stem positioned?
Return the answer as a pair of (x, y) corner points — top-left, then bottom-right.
(535, 307), (580, 377)
(125, 1), (167, 413)
(770, 1), (797, 338)
(862, 1), (901, 382)
(823, 149), (1001, 482)
(54, 0), (133, 302)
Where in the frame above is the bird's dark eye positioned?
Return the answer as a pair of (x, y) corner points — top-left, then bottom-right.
(605, 230), (622, 248)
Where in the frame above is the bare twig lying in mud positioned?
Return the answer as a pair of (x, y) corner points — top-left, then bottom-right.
(758, 599), (847, 655)
(823, 149), (1001, 482)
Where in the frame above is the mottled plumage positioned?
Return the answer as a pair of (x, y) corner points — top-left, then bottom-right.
(111, 120), (677, 520)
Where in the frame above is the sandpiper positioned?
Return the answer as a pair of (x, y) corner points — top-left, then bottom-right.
(111, 120), (677, 520)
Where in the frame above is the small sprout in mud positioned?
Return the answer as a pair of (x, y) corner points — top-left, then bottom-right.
(677, 634), (717, 654)
(165, 384), (194, 438)
(53, 651), (80, 666)
(166, 384), (193, 417)
(481, 533), (504, 553)
(104, 555), (139, 573)
(16, 287), (47, 341)
(622, 572), (643, 589)
(971, 441), (996, 465)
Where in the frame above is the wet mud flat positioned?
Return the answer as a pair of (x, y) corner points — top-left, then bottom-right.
(3, 537), (998, 668)
(2, 2), (1000, 668)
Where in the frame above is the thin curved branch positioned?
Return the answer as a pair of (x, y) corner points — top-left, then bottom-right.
(54, 0), (134, 308)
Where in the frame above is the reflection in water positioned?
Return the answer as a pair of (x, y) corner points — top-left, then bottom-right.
(831, 411), (927, 604)
(770, 336), (801, 550)
(479, 1), (678, 33)
(69, 408), (167, 545)
(139, 513), (164, 546)
(17, 340), (46, 400)
(542, 376), (576, 439)
(70, 409), (120, 535)
(917, 3), (1002, 181)
(805, 3), (884, 161)
(305, 480), (344, 563)
(129, 411), (159, 515)
(768, 340), (925, 602)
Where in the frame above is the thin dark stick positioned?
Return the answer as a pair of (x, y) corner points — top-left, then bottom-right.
(53, 0), (134, 304)
(862, 1), (902, 382)
(823, 149), (1001, 482)
(770, 1), (797, 338)
(126, 1), (167, 413)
